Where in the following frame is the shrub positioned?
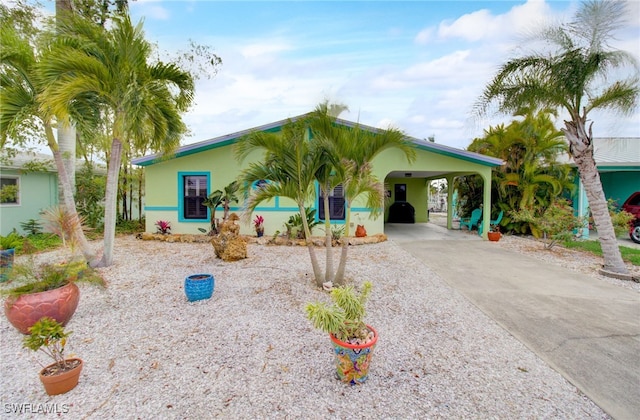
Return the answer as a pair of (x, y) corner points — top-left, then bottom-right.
(511, 200), (585, 249)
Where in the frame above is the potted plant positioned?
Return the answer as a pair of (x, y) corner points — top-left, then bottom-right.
(3, 259), (104, 334)
(253, 215), (265, 237)
(2, 206), (104, 334)
(184, 273), (215, 302)
(23, 317), (83, 395)
(487, 225), (501, 242)
(0, 231), (22, 282)
(305, 281), (378, 385)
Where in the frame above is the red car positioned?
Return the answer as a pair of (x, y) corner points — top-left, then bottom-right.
(621, 191), (640, 244)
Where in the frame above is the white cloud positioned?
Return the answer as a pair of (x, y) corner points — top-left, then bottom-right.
(131, 0), (171, 20)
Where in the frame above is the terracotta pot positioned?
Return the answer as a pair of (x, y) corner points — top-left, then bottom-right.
(184, 274), (214, 302)
(487, 231), (501, 242)
(330, 325), (378, 385)
(39, 358), (83, 396)
(355, 225), (367, 238)
(4, 282), (80, 334)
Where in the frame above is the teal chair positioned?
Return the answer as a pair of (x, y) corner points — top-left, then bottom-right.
(478, 210), (504, 236)
(459, 208), (482, 231)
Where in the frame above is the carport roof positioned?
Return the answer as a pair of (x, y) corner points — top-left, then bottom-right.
(131, 113), (504, 168)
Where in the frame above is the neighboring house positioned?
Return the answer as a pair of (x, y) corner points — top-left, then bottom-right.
(0, 152), (113, 236)
(0, 152), (59, 236)
(562, 137), (640, 238)
(132, 114), (503, 238)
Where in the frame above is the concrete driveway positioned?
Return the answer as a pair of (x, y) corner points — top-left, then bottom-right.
(385, 222), (640, 420)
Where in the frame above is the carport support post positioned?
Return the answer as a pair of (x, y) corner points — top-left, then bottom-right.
(480, 171), (492, 239)
(446, 175), (456, 229)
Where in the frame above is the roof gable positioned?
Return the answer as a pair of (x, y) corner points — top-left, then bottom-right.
(131, 113), (503, 167)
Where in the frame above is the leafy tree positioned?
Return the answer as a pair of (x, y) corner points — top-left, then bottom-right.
(38, 14), (195, 266)
(0, 6), (97, 263)
(461, 109), (573, 234)
(511, 199), (585, 249)
(474, 0), (638, 275)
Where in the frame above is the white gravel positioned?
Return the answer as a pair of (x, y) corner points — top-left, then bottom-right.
(0, 235), (617, 419)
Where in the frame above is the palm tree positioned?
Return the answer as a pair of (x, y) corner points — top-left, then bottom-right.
(467, 109), (573, 234)
(327, 121), (416, 285)
(38, 14), (194, 266)
(55, 0), (77, 197)
(0, 12), (97, 264)
(235, 119), (325, 286)
(475, 0), (638, 276)
(307, 101), (349, 284)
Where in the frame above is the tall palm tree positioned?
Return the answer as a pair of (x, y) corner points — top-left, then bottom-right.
(0, 15), (97, 264)
(307, 101), (349, 284)
(328, 121), (416, 285)
(39, 14), (194, 266)
(55, 0), (76, 197)
(475, 0), (638, 276)
(235, 119), (325, 286)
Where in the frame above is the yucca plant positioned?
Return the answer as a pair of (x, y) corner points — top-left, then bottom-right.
(305, 281), (373, 343)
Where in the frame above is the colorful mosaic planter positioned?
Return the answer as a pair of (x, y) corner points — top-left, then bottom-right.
(0, 248), (15, 282)
(184, 274), (214, 302)
(330, 325), (378, 385)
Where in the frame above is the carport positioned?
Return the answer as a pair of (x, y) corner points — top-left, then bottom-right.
(371, 139), (503, 238)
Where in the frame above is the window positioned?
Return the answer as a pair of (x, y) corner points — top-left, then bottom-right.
(253, 179), (268, 190)
(183, 175), (208, 219)
(0, 177), (19, 205)
(318, 184), (345, 220)
(395, 184), (407, 202)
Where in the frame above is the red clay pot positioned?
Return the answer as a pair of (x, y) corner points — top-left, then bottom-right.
(4, 282), (80, 334)
(487, 231), (502, 242)
(39, 358), (83, 395)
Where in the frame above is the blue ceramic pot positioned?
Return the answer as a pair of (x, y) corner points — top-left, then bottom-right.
(184, 273), (214, 302)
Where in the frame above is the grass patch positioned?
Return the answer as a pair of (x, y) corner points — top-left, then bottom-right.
(563, 239), (640, 266)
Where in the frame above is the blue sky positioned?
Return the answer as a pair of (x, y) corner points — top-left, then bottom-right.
(56, 1), (640, 149)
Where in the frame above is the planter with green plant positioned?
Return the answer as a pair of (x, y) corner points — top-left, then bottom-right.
(305, 281), (378, 385)
(1, 232), (22, 282)
(3, 259), (104, 334)
(23, 317), (83, 395)
(487, 225), (501, 242)
(2, 206), (105, 334)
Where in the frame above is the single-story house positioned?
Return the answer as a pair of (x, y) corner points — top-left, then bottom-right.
(131, 113), (503, 238)
(0, 152), (60, 236)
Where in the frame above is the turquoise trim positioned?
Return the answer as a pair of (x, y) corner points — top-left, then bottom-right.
(178, 172), (210, 223)
(414, 143), (501, 166)
(145, 206), (178, 211)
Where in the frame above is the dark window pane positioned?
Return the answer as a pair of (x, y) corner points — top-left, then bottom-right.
(183, 175), (208, 219)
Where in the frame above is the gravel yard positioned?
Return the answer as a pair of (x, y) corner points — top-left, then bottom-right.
(1, 233), (629, 419)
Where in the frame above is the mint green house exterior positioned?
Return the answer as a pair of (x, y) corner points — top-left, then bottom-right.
(132, 114), (503, 238)
(0, 153), (59, 236)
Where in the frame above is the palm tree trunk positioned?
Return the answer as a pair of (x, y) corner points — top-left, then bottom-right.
(322, 187), (334, 284)
(564, 118), (629, 275)
(299, 203), (323, 287)
(45, 124), (97, 264)
(55, 1), (76, 199)
(98, 138), (124, 267)
(57, 123), (76, 196)
(334, 205), (352, 285)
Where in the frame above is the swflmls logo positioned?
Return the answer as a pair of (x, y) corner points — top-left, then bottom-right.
(4, 403), (70, 414)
